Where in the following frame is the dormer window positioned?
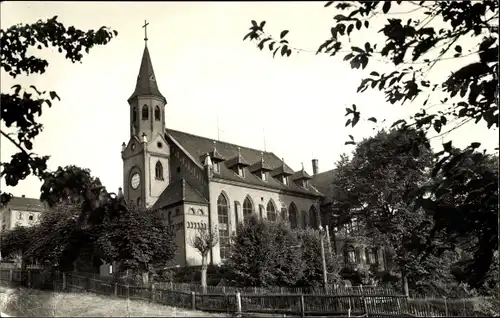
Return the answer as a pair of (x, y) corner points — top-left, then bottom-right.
(261, 171), (267, 181)
(302, 180), (308, 188)
(238, 166), (245, 177)
(213, 162), (220, 173)
(282, 176), (288, 185)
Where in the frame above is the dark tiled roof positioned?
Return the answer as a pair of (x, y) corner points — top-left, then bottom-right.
(165, 129), (323, 197)
(271, 163), (294, 177)
(248, 158), (273, 173)
(152, 178), (207, 209)
(226, 152), (250, 168)
(128, 45), (166, 103)
(292, 169), (312, 180)
(310, 169), (336, 204)
(2, 196), (45, 212)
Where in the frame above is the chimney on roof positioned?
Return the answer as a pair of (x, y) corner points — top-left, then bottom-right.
(21, 194), (25, 198)
(312, 159), (319, 175)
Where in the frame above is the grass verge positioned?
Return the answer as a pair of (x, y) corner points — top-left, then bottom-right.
(1, 285), (228, 317)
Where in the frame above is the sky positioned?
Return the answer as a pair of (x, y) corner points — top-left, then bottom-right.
(1, 1), (498, 199)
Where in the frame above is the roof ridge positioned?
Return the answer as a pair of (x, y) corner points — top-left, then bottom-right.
(166, 128), (270, 156)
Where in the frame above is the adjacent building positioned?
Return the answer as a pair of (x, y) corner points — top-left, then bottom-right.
(0, 195), (45, 232)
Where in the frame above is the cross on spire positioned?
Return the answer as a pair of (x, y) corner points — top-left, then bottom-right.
(142, 20), (149, 43)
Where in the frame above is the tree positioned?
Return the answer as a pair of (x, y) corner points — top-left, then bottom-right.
(227, 215), (304, 287)
(331, 128), (434, 295)
(243, 1), (498, 141)
(295, 228), (342, 288)
(0, 16), (118, 205)
(97, 203), (177, 286)
(0, 225), (36, 269)
(189, 226), (219, 293)
(40, 165), (104, 208)
(415, 144), (498, 289)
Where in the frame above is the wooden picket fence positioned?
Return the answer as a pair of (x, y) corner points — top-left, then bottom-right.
(0, 269), (482, 317)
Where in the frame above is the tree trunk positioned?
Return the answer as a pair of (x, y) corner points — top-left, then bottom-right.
(401, 271), (409, 297)
(142, 271), (149, 287)
(201, 255), (208, 294)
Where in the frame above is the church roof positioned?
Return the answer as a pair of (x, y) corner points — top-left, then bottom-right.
(165, 129), (323, 197)
(310, 169), (336, 204)
(128, 45), (166, 103)
(292, 169), (312, 181)
(152, 178), (208, 209)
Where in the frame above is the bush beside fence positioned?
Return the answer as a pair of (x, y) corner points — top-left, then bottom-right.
(0, 269), (484, 317)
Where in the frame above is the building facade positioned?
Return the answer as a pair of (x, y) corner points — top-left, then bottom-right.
(0, 195), (45, 232)
(121, 41), (327, 267)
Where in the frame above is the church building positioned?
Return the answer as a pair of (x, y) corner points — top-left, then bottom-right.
(121, 34), (328, 267)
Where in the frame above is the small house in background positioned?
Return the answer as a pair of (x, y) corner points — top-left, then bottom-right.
(0, 195), (46, 232)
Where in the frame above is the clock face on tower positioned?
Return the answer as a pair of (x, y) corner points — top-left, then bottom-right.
(130, 173), (140, 189)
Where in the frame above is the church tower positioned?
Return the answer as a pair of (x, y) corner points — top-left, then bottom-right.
(121, 22), (170, 208)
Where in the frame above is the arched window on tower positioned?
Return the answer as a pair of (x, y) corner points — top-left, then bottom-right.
(142, 104), (149, 120)
(154, 106), (161, 121)
(217, 193), (230, 260)
(266, 200), (277, 222)
(243, 196), (253, 222)
(288, 203), (298, 229)
(132, 106), (137, 123)
(155, 161), (163, 180)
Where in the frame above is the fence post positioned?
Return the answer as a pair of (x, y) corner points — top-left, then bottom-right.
(191, 291), (196, 310)
(86, 277), (91, 292)
(114, 283), (118, 297)
(9, 269), (13, 282)
(236, 292), (242, 315)
(126, 284), (130, 300)
(150, 285), (155, 302)
(62, 272), (66, 290)
(300, 294), (305, 318)
(444, 297), (448, 317)
(27, 269), (31, 287)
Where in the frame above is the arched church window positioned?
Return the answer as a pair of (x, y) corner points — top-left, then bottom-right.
(155, 161), (163, 180)
(132, 106), (137, 123)
(137, 197), (141, 207)
(154, 106), (161, 121)
(288, 203), (298, 229)
(217, 192), (230, 260)
(266, 200), (277, 222)
(242, 196), (253, 222)
(142, 104), (149, 120)
(302, 211), (308, 229)
(309, 205), (318, 229)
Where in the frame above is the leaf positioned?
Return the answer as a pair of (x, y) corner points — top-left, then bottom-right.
(370, 71), (380, 77)
(345, 141), (356, 145)
(391, 119), (407, 128)
(349, 134), (354, 140)
(334, 14), (347, 21)
(345, 119), (352, 127)
(351, 46), (364, 54)
(356, 20), (362, 30)
(454, 45), (462, 53)
(443, 141), (452, 153)
(325, 1), (333, 7)
(343, 53), (354, 61)
(49, 91), (60, 100)
(382, 1), (391, 14)
(368, 117), (377, 123)
(280, 30), (289, 39)
(470, 142), (481, 149)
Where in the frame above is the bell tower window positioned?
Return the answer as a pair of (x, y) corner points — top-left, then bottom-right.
(155, 161), (163, 180)
(154, 106), (161, 121)
(132, 106), (137, 123)
(142, 105), (149, 120)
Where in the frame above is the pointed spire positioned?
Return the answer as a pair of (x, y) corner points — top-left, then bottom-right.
(128, 23), (166, 103)
(301, 162), (304, 171)
(213, 140), (217, 152)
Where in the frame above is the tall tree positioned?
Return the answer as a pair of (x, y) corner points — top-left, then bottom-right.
(415, 144), (499, 289)
(242, 1), (498, 143)
(189, 226), (219, 293)
(1, 16), (118, 204)
(97, 203), (177, 286)
(331, 128), (434, 295)
(227, 215), (304, 287)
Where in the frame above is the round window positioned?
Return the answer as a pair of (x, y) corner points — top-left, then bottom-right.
(157, 142), (162, 148)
